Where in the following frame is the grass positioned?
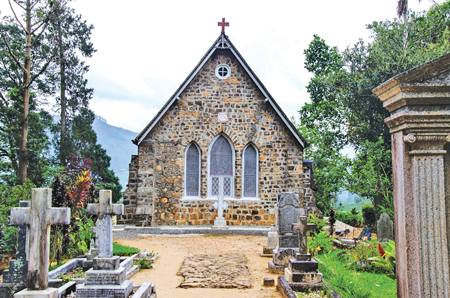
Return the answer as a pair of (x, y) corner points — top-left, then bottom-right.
(315, 250), (396, 298)
(48, 261), (67, 271)
(113, 242), (140, 256)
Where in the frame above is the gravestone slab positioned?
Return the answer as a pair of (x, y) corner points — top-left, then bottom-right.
(377, 213), (394, 243)
(3, 201), (30, 284)
(277, 192), (300, 248)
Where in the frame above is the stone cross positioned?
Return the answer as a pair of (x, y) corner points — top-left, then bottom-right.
(292, 216), (315, 255)
(87, 190), (123, 258)
(213, 194), (228, 219)
(9, 189), (70, 290)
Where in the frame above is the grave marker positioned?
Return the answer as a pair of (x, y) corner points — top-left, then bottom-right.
(292, 216), (315, 256)
(11, 189), (70, 298)
(377, 213), (393, 243)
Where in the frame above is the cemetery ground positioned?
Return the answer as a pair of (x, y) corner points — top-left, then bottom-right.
(114, 232), (396, 298)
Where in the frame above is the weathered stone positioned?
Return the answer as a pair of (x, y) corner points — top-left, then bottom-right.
(278, 193), (300, 235)
(9, 189), (70, 291)
(288, 259), (319, 273)
(84, 266), (126, 286)
(272, 247), (298, 266)
(263, 277), (275, 287)
(373, 52), (450, 298)
(76, 280), (133, 298)
(377, 213), (393, 243)
(284, 267), (323, 283)
(292, 216), (315, 254)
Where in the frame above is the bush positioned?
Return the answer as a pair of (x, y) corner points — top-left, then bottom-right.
(308, 231), (333, 256)
(335, 209), (362, 227)
(362, 204), (376, 227)
(113, 242), (140, 256)
(308, 214), (327, 234)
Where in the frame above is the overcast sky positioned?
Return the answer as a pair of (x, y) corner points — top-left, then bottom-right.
(1, 0), (438, 133)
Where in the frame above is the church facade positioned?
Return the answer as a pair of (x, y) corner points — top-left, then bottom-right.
(118, 32), (319, 226)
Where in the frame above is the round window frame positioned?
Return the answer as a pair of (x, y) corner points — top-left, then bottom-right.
(215, 64), (231, 80)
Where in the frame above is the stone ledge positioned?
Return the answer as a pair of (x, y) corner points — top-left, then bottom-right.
(76, 280), (133, 298)
(268, 261), (285, 274)
(276, 276), (296, 298)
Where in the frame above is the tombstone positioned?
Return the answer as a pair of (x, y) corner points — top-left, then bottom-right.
(284, 216), (323, 292)
(3, 201), (30, 284)
(377, 213), (393, 243)
(269, 193), (300, 271)
(10, 189), (70, 298)
(373, 53), (450, 297)
(76, 190), (133, 298)
(277, 192), (300, 248)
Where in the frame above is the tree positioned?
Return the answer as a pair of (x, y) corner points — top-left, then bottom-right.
(1, 0), (58, 184)
(46, 1), (95, 166)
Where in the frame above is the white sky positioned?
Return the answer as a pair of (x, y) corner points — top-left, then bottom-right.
(1, 0), (438, 133)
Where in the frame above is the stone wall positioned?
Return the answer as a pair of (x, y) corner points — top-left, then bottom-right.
(119, 51), (308, 226)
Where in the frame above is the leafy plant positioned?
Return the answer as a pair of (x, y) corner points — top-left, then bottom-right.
(308, 231), (333, 256)
(368, 240), (396, 280)
(308, 214), (327, 235)
(361, 204), (376, 228)
(135, 252), (154, 270)
(328, 208), (336, 235)
(113, 242), (140, 256)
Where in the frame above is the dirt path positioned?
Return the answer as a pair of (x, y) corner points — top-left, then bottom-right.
(116, 234), (282, 298)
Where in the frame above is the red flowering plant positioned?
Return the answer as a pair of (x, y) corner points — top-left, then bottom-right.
(368, 240), (396, 280)
(50, 154), (98, 264)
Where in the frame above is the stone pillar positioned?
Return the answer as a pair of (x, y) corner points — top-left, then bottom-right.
(373, 53), (450, 298)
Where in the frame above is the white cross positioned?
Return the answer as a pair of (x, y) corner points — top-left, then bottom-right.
(10, 189), (70, 290)
(213, 194), (228, 218)
(87, 190), (123, 258)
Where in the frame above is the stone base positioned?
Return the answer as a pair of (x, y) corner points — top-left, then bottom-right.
(76, 280), (133, 298)
(93, 256), (120, 270)
(272, 247), (299, 266)
(289, 282), (323, 293)
(14, 288), (58, 298)
(212, 217), (228, 229)
(284, 267), (323, 283)
(276, 276), (296, 298)
(0, 283), (26, 298)
(296, 253), (312, 261)
(85, 266), (126, 285)
(268, 261), (285, 274)
(288, 258), (319, 273)
(262, 247), (274, 255)
(126, 265), (139, 279)
(263, 277), (275, 287)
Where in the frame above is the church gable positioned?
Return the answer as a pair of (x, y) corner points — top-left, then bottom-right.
(120, 32), (316, 226)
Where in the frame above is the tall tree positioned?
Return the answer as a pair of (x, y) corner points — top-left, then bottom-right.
(46, 0), (95, 166)
(1, 0), (57, 184)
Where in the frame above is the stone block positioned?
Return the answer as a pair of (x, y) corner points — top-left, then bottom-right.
(272, 247), (299, 266)
(288, 259), (319, 273)
(13, 288), (59, 298)
(132, 281), (153, 298)
(295, 253), (312, 261)
(85, 266), (126, 285)
(278, 235), (299, 248)
(289, 282), (323, 293)
(263, 277), (275, 287)
(268, 261), (285, 275)
(76, 280), (133, 298)
(93, 256), (120, 270)
(284, 267), (323, 283)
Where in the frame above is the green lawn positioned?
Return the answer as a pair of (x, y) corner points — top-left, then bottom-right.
(113, 242), (140, 256)
(315, 251), (396, 298)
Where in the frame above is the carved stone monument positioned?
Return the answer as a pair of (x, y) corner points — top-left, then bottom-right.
(269, 193), (300, 272)
(373, 53), (450, 297)
(10, 189), (70, 298)
(76, 190), (133, 298)
(377, 213), (393, 243)
(212, 194), (228, 228)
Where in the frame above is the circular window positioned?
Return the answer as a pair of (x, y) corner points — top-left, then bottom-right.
(215, 64), (231, 79)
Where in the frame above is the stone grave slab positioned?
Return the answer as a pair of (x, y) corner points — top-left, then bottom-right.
(377, 213), (394, 243)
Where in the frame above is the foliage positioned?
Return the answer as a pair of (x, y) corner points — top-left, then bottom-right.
(361, 204), (377, 227)
(0, 180), (35, 261)
(113, 242), (140, 257)
(316, 250), (397, 297)
(368, 240), (397, 280)
(135, 251), (156, 270)
(335, 208), (363, 227)
(308, 214), (327, 235)
(297, 2), (450, 215)
(308, 231), (333, 256)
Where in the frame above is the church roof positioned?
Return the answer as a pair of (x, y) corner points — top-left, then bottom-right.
(134, 33), (308, 149)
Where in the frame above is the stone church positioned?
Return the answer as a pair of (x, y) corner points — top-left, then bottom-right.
(118, 28), (320, 226)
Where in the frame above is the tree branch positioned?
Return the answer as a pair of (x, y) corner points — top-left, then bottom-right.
(28, 48), (57, 87)
(1, 33), (27, 74)
(8, 0), (27, 32)
(0, 148), (9, 157)
(11, 0), (25, 10)
(31, 20), (50, 46)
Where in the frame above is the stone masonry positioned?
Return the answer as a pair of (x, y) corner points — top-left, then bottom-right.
(119, 36), (315, 226)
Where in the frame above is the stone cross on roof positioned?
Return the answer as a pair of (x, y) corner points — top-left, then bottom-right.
(292, 216), (316, 255)
(87, 190), (123, 258)
(10, 189), (70, 290)
(218, 18), (229, 33)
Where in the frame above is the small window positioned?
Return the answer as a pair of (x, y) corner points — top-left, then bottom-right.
(243, 144), (258, 198)
(215, 64), (231, 79)
(185, 143), (200, 197)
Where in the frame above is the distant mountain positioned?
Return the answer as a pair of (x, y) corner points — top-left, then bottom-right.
(92, 116), (138, 190)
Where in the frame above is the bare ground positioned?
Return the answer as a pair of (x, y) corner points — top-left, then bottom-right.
(116, 234), (283, 298)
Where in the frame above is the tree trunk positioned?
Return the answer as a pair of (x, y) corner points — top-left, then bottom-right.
(58, 20), (67, 166)
(18, 0), (32, 184)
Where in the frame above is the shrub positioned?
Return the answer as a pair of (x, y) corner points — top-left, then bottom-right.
(361, 204), (376, 227)
(335, 209), (362, 227)
(113, 242), (140, 256)
(308, 214), (327, 234)
(308, 231), (333, 256)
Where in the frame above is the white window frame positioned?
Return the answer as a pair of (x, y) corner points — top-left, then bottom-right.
(182, 142), (201, 199)
(215, 64), (231, 80)
(207, 134), (235, 199)
(241, 143), (260, 201)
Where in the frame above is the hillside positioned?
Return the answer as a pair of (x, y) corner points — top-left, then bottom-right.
(92, 117), (138, 190)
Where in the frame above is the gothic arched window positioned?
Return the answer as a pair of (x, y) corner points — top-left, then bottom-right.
(242, 144), (258, 197)
(185, 143), (200, 197)
(208, 135), (234, 198)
